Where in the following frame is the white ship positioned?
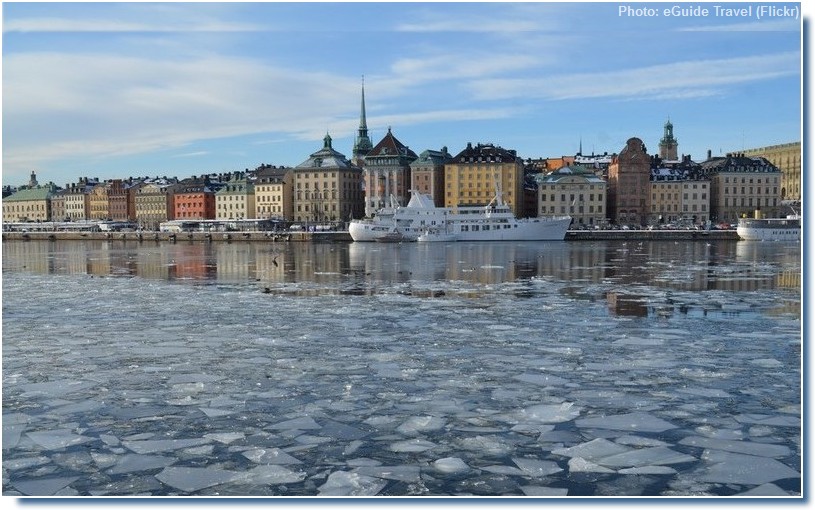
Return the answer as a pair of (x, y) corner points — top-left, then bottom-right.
(737, 213), (800, 242)
(349, 189), (572, 242)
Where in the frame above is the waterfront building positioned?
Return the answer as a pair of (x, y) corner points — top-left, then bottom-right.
(351, 79), (373, 168)
(88, 182), (111, 221)
(2, 183), (57, 222)
(445, 142), (525, 217)
(293, 133), (364, 224)
(701, 153), (782, 223)
(741, 142), (801, 203)
(607, 138), (651, 226)
(63, 178), (98, 221)
(216, 175), (255, 220)
(254, 165), (293, 220)
(362, 127), (417, 216)
(107, 180), (129, 221)
(649, 157), (710, 226)
(173, 177), (219, 220)
(49, 188), (67, 222)
(409, 147), (453, 207)
(135, 181), (177, 230)
(536, 165), (607, 227)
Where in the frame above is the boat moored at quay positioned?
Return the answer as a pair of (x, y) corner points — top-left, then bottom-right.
(348, 189), (572, 242)
(737, 213), (801, 242)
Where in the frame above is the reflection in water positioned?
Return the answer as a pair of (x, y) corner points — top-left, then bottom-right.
(3, 239), (801, 300)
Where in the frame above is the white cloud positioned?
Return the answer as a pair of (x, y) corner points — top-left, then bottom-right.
(2, 50), (520, 175)
(395, 18), (542, 33)
(469, 52), (800, 101)
(678, 19), (800, 32)
(2, 17), (264, 33)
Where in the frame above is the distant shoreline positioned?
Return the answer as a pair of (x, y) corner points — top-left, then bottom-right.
(2, 230), (740, 243)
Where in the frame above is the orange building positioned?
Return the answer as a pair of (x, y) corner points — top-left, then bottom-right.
(173, 178), (218, 220)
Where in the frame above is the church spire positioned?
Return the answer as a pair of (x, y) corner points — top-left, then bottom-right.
(352, 75), (373, 166)
(360, 76), (368, 131)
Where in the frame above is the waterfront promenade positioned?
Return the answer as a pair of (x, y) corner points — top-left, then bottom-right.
(1, 229), (740, 243)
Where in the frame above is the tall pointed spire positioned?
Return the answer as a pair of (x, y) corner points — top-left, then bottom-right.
(352, 75), (373, 166)
(360, 76), (368, 131)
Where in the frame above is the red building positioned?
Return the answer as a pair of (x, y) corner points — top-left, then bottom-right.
(172, 178), (218, 219)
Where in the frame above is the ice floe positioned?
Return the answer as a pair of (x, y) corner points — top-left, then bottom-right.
(575, 412), (678, 433)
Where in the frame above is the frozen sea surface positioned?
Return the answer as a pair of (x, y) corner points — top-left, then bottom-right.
(2, 240), (802, 497)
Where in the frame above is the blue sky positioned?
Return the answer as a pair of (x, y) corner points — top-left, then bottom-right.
(2, 1), (804, 187)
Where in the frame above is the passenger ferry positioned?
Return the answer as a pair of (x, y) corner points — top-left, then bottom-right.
(349, 189), (571, 242)
(737, 211), (800, 242)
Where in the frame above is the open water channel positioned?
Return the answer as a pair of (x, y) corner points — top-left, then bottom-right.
(1, 239), (802, 500)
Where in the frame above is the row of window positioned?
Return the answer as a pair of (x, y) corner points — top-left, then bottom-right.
(3, 204), (47, 212)
(542, 194), (605, 202)
(653, 193), (707, 200)
(723, 177), (779, 184)
(650, 204), (707, 212)
(723, 198), (778, 207)
(722, 187), (778, 195)
(542, 205), (604, 214)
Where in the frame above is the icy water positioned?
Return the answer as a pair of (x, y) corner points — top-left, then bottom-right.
(1, 239), (802, 498)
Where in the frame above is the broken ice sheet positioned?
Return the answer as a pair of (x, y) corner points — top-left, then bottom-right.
(11, 476), (79, 496)
(595, 446), (696, 468)
(552, 438), (631, 460)
(122, 437), (211, 454)
(512, 458), (563, 477)
(696, 450), (800, 485)
(238, 465), (307, 485)
(568, 457), (616, 474)
(519, 402), (582, 424)
(432, 457), (470, 474)
(318, 470), (387, 496)
(155, 466), (240, 493)
(106, 454), (176, 474)
(575, 412), (678, 433)
(678, 436), (791, 458)
(26, 429), (94, 450)
(389, 438), (437, 453)
(395, 415), (446, 435)
(242, 447), (303, 465)
(353, 465), (421, 483)
(3, 413), (30, 449)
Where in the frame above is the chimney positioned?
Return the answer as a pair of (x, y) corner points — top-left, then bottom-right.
(707, 149), (712, 159)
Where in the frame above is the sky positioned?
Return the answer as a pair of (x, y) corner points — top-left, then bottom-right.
(1, 1), (804, 187)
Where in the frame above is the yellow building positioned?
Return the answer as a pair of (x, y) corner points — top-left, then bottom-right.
(2, 185), (55, 222)
(216, 177), (255, 221)
(445, 143), (524, 217)
(254, 166), (293, 220)
(701, 153), (782, 223)
(649, 165), (710, 226)
(134, 182), (175, 230)
(537, 165), (606, 227)
(742, 142), (801, 202)
(293, 134), (364, 224)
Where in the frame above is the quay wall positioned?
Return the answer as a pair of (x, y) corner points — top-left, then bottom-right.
(3, 230), (740, 243)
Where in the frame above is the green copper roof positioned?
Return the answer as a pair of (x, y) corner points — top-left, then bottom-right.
(4, 186), (56, 201)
